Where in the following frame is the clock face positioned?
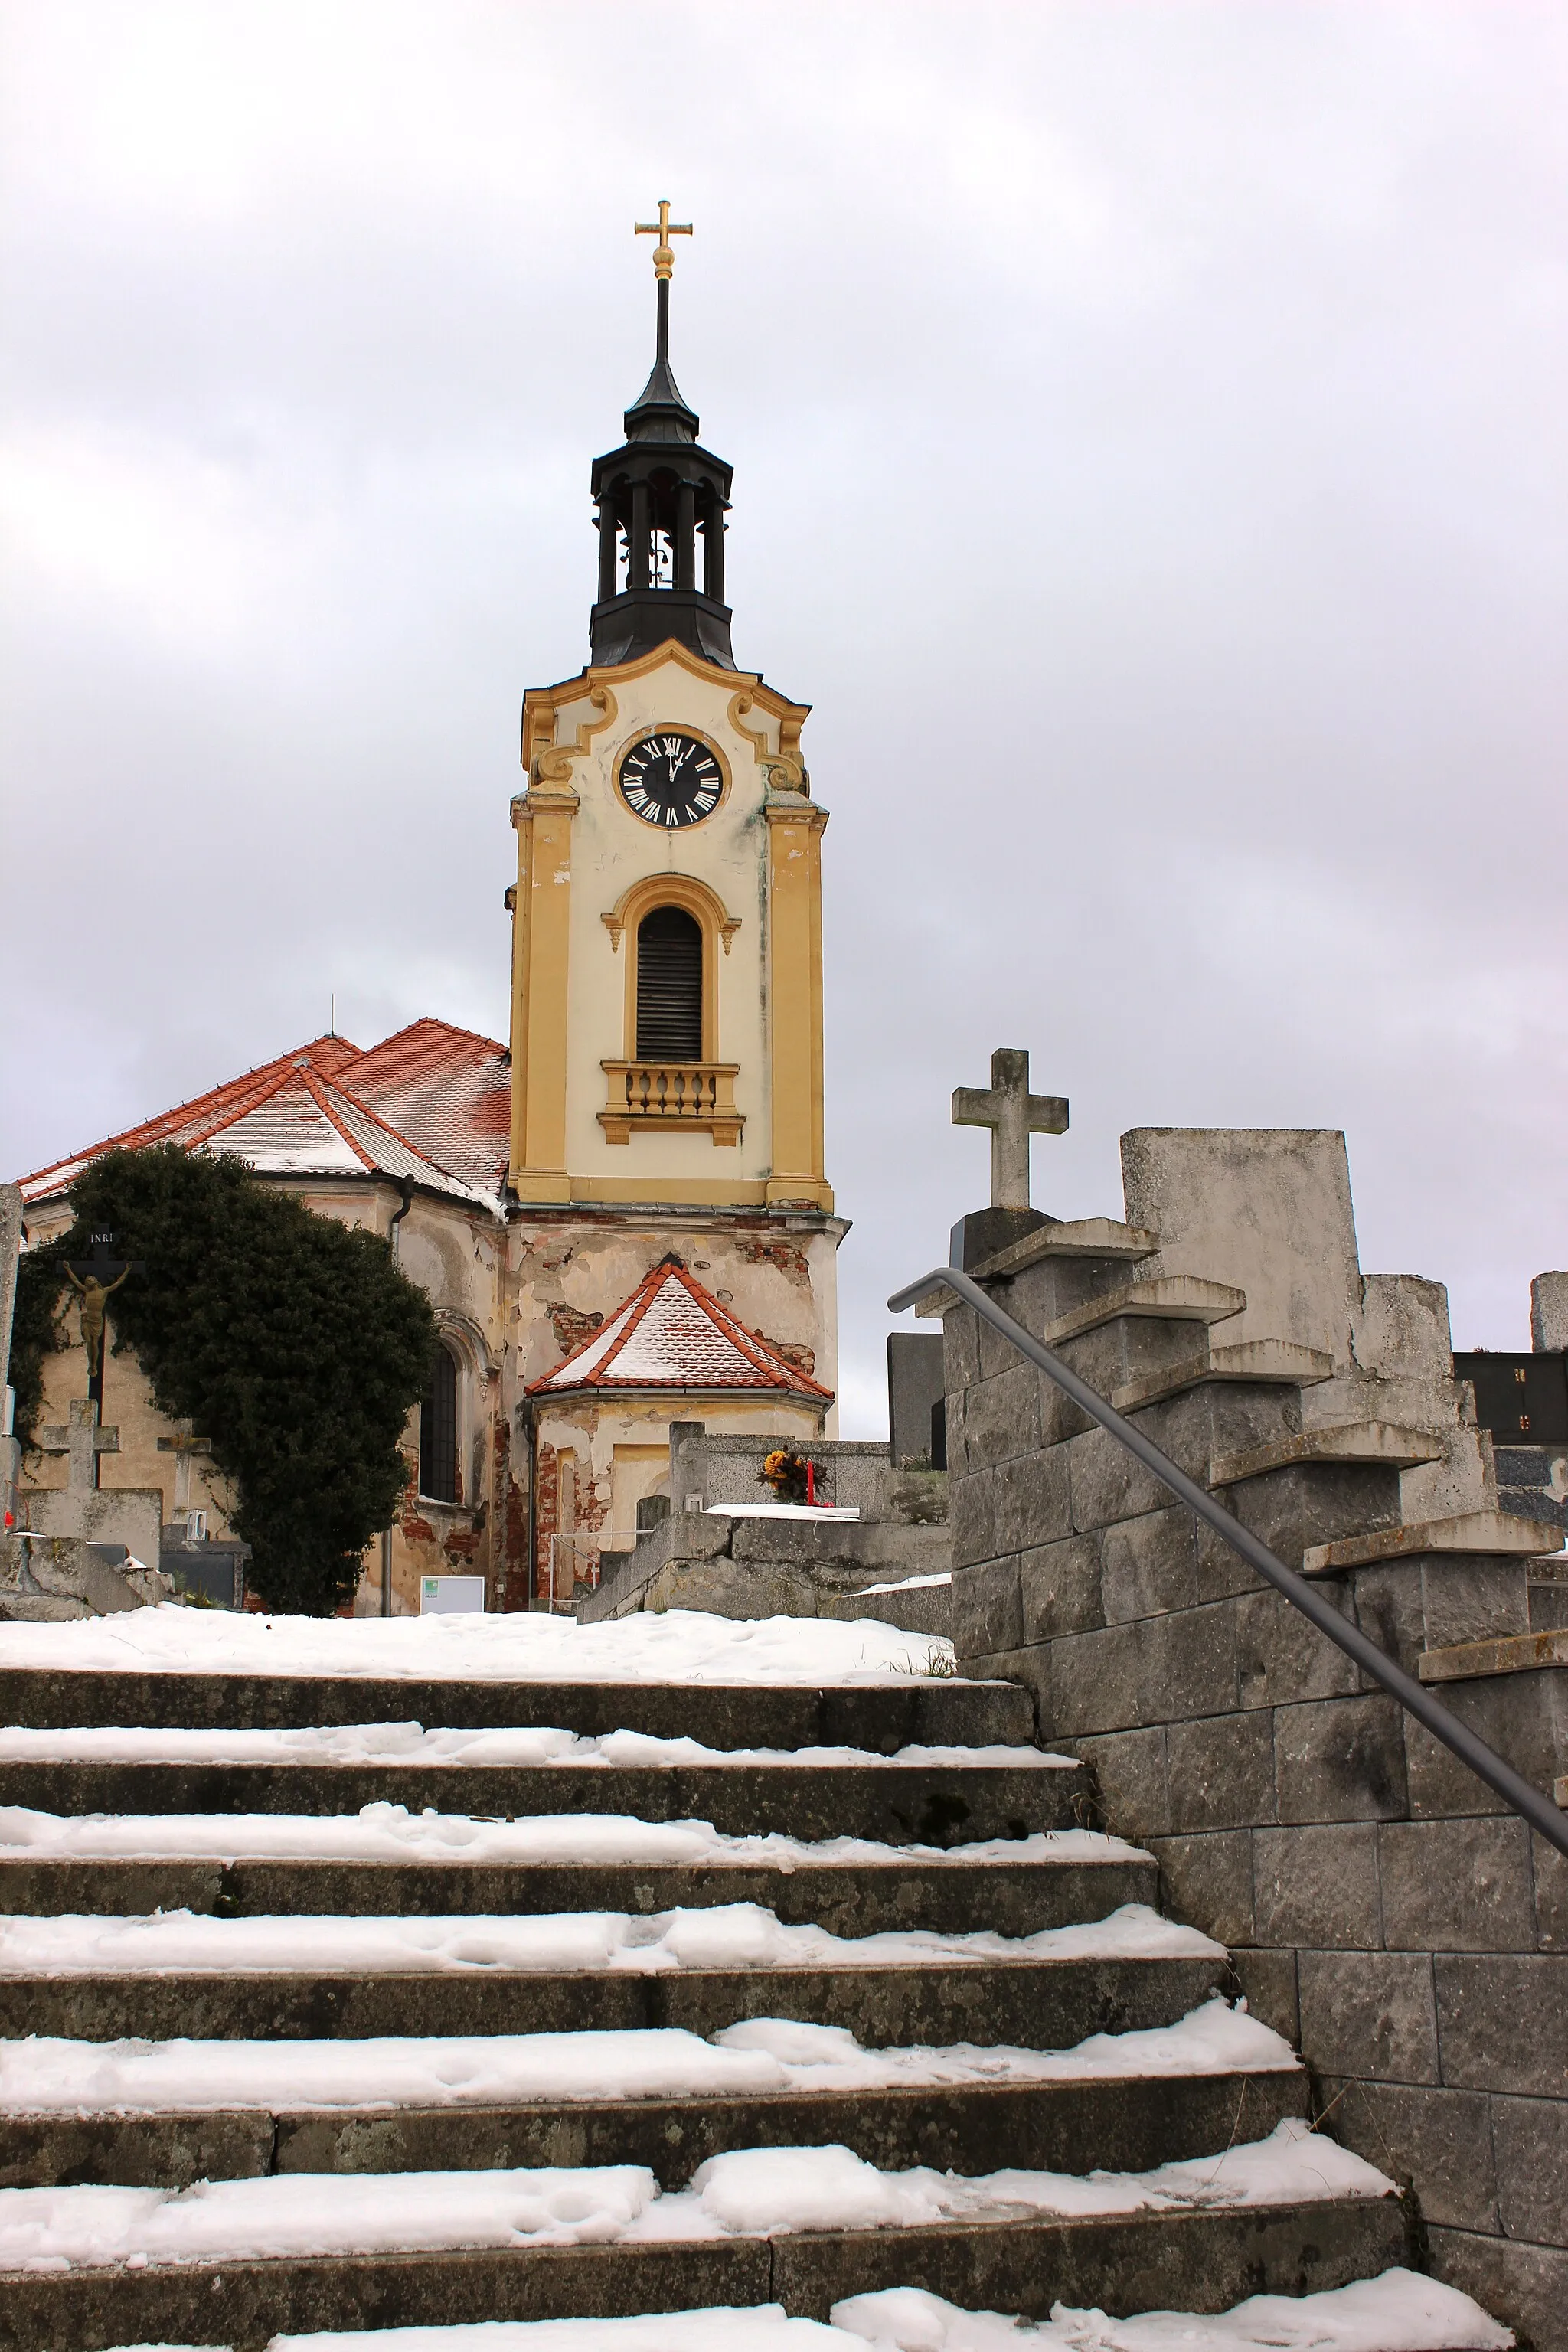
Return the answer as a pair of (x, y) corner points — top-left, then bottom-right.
(618, 732), (724, 828)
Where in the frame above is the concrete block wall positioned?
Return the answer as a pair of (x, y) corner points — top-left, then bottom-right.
(942, 1246), (1567, 2350)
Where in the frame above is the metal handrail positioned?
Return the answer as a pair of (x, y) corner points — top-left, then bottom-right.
(890, 1260), (1568, 1861)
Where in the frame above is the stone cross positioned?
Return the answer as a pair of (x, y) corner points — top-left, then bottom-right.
(952, 1047), (1068, 1212)
(158, 1418), (213, 1517)
(37, 1397), (120, 1495)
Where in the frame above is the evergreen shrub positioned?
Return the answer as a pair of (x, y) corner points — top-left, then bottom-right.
(13, 1148), (436, 1613)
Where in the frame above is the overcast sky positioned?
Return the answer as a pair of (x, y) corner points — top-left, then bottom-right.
(2, 2), (1564, 1432)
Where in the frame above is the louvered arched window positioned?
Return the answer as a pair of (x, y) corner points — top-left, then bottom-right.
(418, 1341), (459, 1504)
(635, 906), (703, 1062)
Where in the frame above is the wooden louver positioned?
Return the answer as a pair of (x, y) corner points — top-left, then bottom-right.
(635, 907), (703, 1062)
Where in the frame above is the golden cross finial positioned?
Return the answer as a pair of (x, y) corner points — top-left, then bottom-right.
(635, 198), (692, 282)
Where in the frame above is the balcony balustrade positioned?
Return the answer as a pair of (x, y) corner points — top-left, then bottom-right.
(599, 1060), (743, 1145)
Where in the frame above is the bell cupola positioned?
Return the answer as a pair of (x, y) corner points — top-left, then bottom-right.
(589, 202), (736, 671)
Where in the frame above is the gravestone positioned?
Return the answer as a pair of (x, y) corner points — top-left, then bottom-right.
(1533, 1270), (1568, 1353)
(3, 1403), (173, 1616)
(887, 1333), (946, 1468)
(26, 1397), (164, 1570)
(1121, 1125), (1492, 1522)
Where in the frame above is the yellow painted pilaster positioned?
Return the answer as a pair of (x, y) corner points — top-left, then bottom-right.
(508, 780), (579, 1201)
(764, 797), (832, 1211)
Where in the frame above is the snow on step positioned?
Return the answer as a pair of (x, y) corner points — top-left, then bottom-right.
(0, 1723), (1064, 1770)
(0, 2121), (1394, 2271)
(0, 1898), (1217, 1978)
(0, 1606), (956, 1684)
(830, 2272), (1515, 2351)
(91, 2269), (1518, 2352)
(123, 2311), (849, 2352)
(0, 1997), (1296, 2114)
(0, 1805), (1141, 1869)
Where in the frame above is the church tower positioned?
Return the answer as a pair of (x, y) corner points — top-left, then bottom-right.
(504, 206), (841, 1596)
(508, 205), (830, 1216)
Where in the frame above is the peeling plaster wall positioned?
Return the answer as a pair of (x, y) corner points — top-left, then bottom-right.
(508, 1216), (834, 1385)
(21, 1177), (839, 1616)
(505, 1206), (840, 1601)
(364, 1191), (507, 1614)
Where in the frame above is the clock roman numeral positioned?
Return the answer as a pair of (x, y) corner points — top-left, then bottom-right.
(619, 733), (723, 823)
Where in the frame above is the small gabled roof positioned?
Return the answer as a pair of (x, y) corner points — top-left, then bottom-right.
(530, 1257), (833, 1403)
(17, 1018), (511, 1211)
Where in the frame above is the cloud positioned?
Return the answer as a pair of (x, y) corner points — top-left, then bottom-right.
(2, 0), (1565, 1418)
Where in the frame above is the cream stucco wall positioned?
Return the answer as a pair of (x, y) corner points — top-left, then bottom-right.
(560, 658), (776, 1187)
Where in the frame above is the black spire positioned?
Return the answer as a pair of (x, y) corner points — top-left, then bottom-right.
(590, 204), (734, 670)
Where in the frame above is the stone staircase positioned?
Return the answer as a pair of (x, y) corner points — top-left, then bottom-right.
(0, 1654), (1471, 2351)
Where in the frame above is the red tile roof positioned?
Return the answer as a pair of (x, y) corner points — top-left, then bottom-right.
(345, 1021), (512, 1194)
(17, 1020), (511, 1210)
(530, 1257), (832, 1402)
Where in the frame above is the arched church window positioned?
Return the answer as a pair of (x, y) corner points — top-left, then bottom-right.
(418, 1341), (459, 1504)
(635, 906), (703, 1062)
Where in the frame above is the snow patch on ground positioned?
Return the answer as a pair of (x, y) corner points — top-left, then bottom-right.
(0, 1900), (1214, 1981)
(0, 1998), (1293, 2116)
(0, 2122), (1391, 2272)
(0, 1723), (1064, 1772)
(0, 1607), (959, 1685)
(0, 1805), (1143, 1870)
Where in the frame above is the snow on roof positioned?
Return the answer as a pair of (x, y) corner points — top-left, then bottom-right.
(343, 1020), (512, 1194)
(16, 1020), (511, 1211)
(531, 1258), (833, 1403)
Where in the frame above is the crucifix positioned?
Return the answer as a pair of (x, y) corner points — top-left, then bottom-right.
(36, 1396), (120, 1497)
(64, 1232), (141, 1422)
(952, 1047), (1068, 1213)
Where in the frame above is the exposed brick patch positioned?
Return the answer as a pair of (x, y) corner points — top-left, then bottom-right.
(499, 1429), (530, 1614)
(754, 1331), (817, 1377)
(549, 1304), (605, 1356)
(736, 1240), (811, 1285)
